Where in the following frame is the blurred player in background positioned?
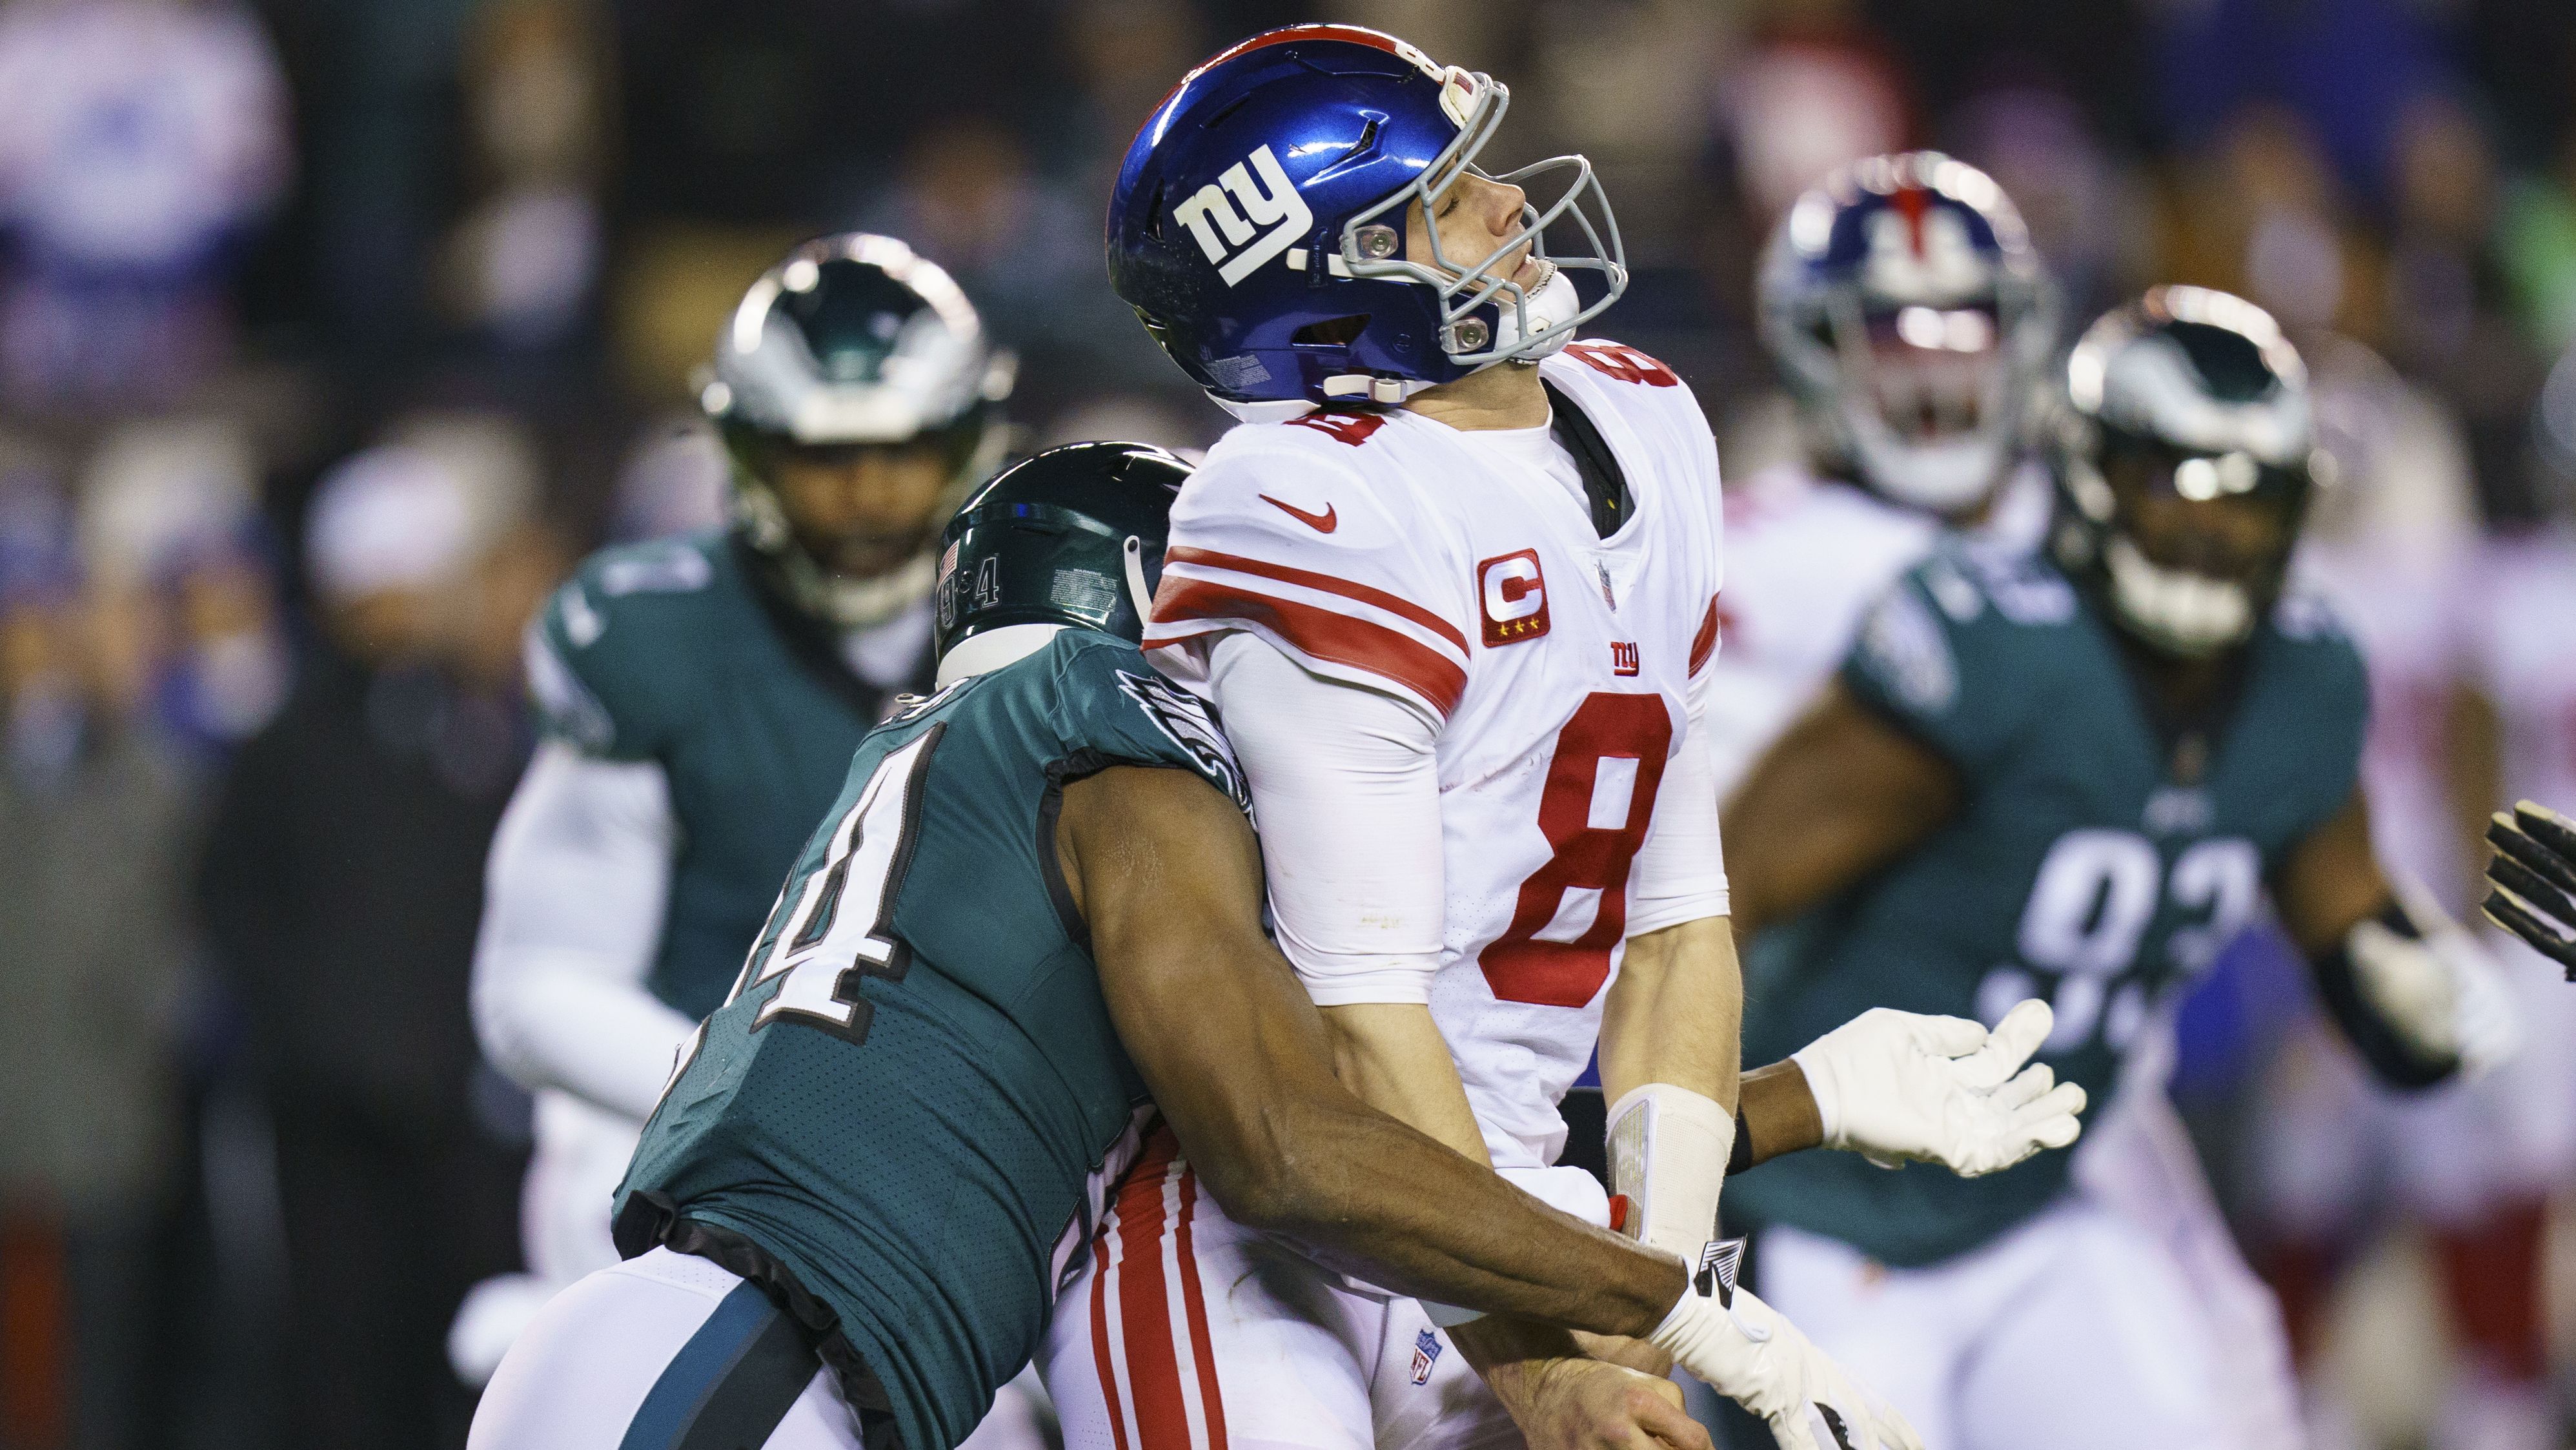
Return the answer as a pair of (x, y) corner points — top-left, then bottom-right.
(1720, 287), (2518, 1449)
(1705, 150), (2056, 788)
(453, 234), (1017, 1394)
(1081, 25), (2083, 1450)
(1721, 153), (2320, 1450)
(1720, 145), (2328, 1450)
(2246, 325), (2574, 1450)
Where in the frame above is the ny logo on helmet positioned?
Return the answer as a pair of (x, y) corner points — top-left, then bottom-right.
(1173, 145), (1313, 287)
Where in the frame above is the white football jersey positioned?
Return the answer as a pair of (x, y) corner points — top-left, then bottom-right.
(2295, 537), (2473, 909)
(1699, 461), (2049, 796)
(2466, 528), (2576, 870)
(1145, 341), (1729, 1169)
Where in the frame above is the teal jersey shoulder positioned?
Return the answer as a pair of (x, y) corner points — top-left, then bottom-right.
(1729, 541), (2368, 1267)
(527, 529), (920, 1018)
(617, 631), (1248, 1450)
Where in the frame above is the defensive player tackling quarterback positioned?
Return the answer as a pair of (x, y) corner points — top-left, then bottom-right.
(465, 443), (2084, 1450)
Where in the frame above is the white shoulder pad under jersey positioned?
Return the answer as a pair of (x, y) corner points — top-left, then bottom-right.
(1147, 339), (1726, 1170)
(1699, 467), (1938, 797)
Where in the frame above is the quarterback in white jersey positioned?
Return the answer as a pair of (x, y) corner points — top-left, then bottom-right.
(1146, 336), (1730, 1172)
(1067, 32), (2087, 1450)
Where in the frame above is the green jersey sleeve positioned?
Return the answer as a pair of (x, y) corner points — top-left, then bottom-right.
(525, 534), (727, 761)
(2252, 592), (2373, 845)
(1838, 544), (2071, 779)
(1042, 635), (1253, 813)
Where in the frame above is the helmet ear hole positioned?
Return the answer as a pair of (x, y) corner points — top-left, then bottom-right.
(1292, 316), (1370, 347)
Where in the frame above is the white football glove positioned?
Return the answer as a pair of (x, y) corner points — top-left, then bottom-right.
(2349, 909), (2520, 1077)
(1649, 1244), (1921, 1450)
(1790, 1000), (2086, 1176)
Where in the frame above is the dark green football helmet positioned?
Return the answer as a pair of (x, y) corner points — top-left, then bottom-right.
(933, 442), (1192, 684)
(702, 233), (1015, 629)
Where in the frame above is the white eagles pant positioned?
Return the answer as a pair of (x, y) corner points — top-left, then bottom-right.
(1757, 1191), (2244, 1450)
(469, 1247), (867, 1450)
(1040, 1128), (1519, 1450)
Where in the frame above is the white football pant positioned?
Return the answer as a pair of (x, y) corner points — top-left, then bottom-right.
(1041, 1128), (1519, 1450)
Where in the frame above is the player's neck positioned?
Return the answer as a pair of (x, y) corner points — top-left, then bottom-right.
(1404, 361), (1550, 431)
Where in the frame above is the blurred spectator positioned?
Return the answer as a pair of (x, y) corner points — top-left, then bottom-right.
(1714, 4), (1910, 227)
(77, 414), (288, 753)
(1945, 85), (2142, 322)
(194, 419), (558, 1450)
(856, 114), (1188, 419)
(432, 0), (606, 351)
(0, 0), (289, 412)
(2151, 0), (2453, 207)
(0, 475), (197, 1450)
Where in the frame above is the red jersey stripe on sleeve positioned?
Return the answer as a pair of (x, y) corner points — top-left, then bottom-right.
(1163, 546), (1468, 653)
(1146, 578), (1468, 719)
(1688, 596), (1720, 675)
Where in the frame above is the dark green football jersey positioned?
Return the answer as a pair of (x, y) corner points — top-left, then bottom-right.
(529, 528), (928, 1019)
(1728, 541), (2368, 1267)
(615, 631), (1248, 1450)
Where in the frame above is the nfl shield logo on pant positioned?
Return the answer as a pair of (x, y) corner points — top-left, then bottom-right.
(1410, 1328), (1443, 1385)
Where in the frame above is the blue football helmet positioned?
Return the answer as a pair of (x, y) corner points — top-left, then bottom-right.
(1758, 152), (2054, 516)
(1108, 25), (1626, 420)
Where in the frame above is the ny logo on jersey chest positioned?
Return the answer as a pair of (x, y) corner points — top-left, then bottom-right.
(1608, 640), (1639, 677)
(1477, 549), (1550, 646)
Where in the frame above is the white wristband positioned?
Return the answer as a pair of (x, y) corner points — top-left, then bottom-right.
(1605, 1083), (1735, 1262)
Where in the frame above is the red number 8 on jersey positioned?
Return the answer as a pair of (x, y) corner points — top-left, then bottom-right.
(1478, 691), (1675, 1007)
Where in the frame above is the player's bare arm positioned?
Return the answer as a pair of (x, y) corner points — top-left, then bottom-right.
(1721, 684), (1962, 938)
(1723, 682), (2086, 1175)
(1062, 760), (1911, 1450)
(2275, 788), (2519, 1085)
(1062, 762), (1696, 1337)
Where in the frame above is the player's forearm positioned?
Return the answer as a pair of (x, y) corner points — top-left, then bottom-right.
(1316, 1002), (1494, 1163)
(1241, 1090), (1688, 1339)
(1598, 915), (1739, 1110)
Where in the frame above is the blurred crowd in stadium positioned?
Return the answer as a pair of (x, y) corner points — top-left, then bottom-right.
(5, 0), (2576, 1447)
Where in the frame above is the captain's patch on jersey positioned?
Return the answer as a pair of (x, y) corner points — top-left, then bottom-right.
(1856, 584), (1956, 715)
(1117, 668), (1253, 815)
(1478, 549), (1550, 646)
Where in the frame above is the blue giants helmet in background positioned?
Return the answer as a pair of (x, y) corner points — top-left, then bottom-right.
(1107, 25), (1627, 420)
(1759, 152), (2054, 516)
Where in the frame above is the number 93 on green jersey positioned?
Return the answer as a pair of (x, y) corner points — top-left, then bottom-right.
(1730, 541), (2368, 1268)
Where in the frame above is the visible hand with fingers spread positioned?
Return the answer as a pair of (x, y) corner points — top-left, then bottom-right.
(1789, 999), (2087, 1176)
(2486, 800), (2576, 975)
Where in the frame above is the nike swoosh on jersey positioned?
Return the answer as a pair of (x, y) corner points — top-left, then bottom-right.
(1258, 495), (1337, 533)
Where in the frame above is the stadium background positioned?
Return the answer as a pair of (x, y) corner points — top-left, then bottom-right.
(2, 0), (2574, 1446)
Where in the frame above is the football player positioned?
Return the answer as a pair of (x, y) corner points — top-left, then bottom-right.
(456, 234), (1013, 1377)
(1075, 25), (2071, 1450)
(2486, 802), (2576, 972)
(467, 443), (2084, 1450)
(1705, 150), (2056, 790)
(1720, 287), (2517, 1448)
(1723, 158), (2311, 1445)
